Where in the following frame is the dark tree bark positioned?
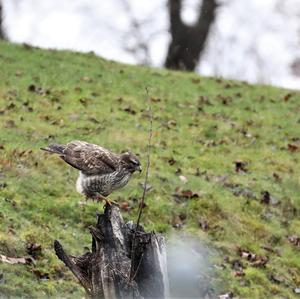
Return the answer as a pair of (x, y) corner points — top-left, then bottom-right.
(0, 0), (6, 40)
(165, 0), (218, 71)
(54, 204), (169, 299)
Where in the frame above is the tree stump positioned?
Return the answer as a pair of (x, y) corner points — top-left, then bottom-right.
(54, 204), (169, 299)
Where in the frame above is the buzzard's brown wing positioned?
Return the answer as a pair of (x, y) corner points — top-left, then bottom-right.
(60, 141), (118, 175)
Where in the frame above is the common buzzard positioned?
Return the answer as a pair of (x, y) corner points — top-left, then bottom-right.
(41, 140), (141, 204)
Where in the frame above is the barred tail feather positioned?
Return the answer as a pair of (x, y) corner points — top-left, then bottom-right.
(41, 144), (66, 154)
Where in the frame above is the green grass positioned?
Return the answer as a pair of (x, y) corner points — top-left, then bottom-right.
(1, 41), (300, 298)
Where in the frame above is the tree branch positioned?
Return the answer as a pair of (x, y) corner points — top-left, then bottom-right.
(54, 240), (93, 295)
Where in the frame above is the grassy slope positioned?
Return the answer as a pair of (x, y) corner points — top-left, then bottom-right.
(0, 41), (300, 298)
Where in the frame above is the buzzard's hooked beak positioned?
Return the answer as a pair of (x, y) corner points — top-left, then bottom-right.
(137, 165), (142, 173)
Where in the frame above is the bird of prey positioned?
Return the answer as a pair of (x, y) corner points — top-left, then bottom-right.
(41, 140), (141, 204)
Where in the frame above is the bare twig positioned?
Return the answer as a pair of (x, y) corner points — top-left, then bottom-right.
(129, 87), (153, 282)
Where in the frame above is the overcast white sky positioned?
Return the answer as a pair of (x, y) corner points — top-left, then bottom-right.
(3, 0), (300, 89)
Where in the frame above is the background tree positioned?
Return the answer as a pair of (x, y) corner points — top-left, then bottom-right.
(0, 0), (5, 40)
(165, 0), (217, 71)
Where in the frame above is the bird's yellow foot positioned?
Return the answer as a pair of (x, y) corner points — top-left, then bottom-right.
(96, 194), (118, 206)
(104, 198), (118, 206)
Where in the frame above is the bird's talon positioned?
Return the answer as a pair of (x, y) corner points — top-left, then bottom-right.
(104, 198), (118, 206)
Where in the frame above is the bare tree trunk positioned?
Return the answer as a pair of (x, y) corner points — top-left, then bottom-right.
(165, 0), (218, 71)
(54, 204), (169, 299)
(0, 0), (6, 40)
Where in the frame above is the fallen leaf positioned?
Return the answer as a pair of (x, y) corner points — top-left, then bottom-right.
(6, 102), (15, 110)
(166, 120), (177, 129)
(198, 218), (209, 231)
(217, 94), (232, 105)
(287, 235), (300, 247)
(15, 70), (23, 76)
(54, 268), (65, 279)
(28, 84), (36, 92)
(0, 183), (7, 189)
(32, 269), (50, 281)
(74, 86), (82, 93)
(4, 120), (16, 128)
(241, 251), (256, 262)
(283, 93), (292, 102)
(235, 161), (248, 173)
(273, 173), (282, 183)
(80, 76), (92, 82)
(26, 243), (42, 258)
(260, 191), (280, 205)
(175, 168), (182, 175)
(261, 245), (281, 256)
(179, 175), (188, 183)
(171, 214), (183, 229)
(181, 189), (195, 198)
(231, 259), (243, 271)
(79, 98), (92, 107)
(234, 270), (245, 277)
(195, 168), (206, 177)
(120, 201), (130, 212)
(191, 78), (200, 84)
(179, 213), (187, 221)
(0, 255), (33, 265)
(23, 43), (33, 50)
(173, 188), (200, 201)
(168, 157), (176, 165)
(88, 117), (100, 124)
(288, 144), (299, 153)
(27, 84), (50, 95)
(198, 96), (213, 106)
(251, 256), (268, 267)
(123, 106), (136, 115)
(270, 274), (283, 284)
(224, 83), (233, 89)
(90, 92), (100, 97)
(150, 97), (161, 103)
(237, 247), (268, 267)
(261, 191), (271, 204)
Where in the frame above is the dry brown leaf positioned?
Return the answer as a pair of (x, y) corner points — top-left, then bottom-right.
(80, 76), (92, 82)
(288, 144), (299, 153)
(235, 161), (248, 173)
(0, 255), (32, 265)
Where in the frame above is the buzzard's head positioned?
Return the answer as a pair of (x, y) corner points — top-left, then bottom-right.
(120, 152), (142, 173)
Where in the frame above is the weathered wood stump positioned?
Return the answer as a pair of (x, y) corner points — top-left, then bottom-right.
(54, 204), (169, 299)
